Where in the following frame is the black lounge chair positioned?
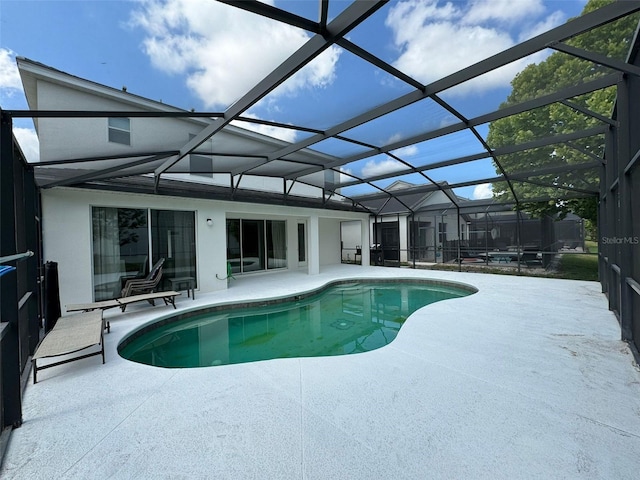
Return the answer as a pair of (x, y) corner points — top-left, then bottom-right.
(121, 257), (165, 299)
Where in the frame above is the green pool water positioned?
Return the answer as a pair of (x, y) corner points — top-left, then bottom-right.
(118, 280), (473, 368)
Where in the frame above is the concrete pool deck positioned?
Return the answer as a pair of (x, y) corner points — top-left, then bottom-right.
(2, 265), (640, 479)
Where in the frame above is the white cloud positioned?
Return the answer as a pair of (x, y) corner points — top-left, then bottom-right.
(0, 48), (22, 96)
(13, 127), (40, 162)
(361, 158), (405, 178)
(518, 10), (566, 42)
(130, 0), (341, 109)
(339, 166), (354, 184)
(385, 133), (423, 152)
(392, 145), (418, 157)
(472, 183), (493, 200)
(385, 0), (565, 96)
(465, 0), (545, 26)
(0, 49), (39, 162)
(386, 132), (404, 145)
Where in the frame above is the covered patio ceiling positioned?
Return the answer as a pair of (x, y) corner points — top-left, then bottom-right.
(8, 0), (640, 216)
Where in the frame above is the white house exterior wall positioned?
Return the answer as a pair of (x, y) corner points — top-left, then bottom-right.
(340, 220), (362, 262)
(35, 82), (226, 163)
(26, 60), (370, 309)
(319, 218), (341, 266)
(34, 76), (338, 199)
(41, 187), (368, 308)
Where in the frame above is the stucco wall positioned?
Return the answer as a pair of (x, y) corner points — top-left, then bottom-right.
(41, 187), (368, 308)
(340, 220), (364, 262)
(319, 218), (341, 266)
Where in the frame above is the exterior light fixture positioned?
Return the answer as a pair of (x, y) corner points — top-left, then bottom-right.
(206, 218), (213, 227)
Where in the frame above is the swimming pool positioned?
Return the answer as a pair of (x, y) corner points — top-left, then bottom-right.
(118, 279), (475, 368)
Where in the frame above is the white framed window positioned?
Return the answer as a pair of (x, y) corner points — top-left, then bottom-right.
(438, 222), (447, 243)
(108, 117), (131, 145)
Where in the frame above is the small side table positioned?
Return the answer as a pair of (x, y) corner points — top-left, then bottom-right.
(169, 277), (195, 299)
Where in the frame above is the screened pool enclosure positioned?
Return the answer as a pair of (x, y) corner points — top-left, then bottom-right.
(1, 0), (640, 433)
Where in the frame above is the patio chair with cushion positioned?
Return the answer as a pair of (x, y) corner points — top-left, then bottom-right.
(121, 257), (165, 299)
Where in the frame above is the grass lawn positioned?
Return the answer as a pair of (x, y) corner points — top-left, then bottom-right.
(423, 239), (601, 281)
(555, 252), (599, 281)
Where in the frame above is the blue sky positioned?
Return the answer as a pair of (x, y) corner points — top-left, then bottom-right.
(0, 0), (588, 199)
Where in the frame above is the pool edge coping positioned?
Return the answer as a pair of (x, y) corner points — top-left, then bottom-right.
(116, 276), (478, 355)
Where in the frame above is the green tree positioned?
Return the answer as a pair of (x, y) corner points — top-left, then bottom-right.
(487, 0), (638, 222)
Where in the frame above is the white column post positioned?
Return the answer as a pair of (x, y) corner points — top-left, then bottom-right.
(361, 217), (370, 266)
(308, 215), (320, 275)
(399, 215), (408, 263)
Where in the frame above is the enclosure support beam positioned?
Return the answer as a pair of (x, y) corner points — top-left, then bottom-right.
(154, 0), (387, 179)
(515, 209), (523, 274)
(616, 74), (637, 343)
(484, 212), (489, 266)
(337, 126), (607, 192)
(287, 1), (635, 179)
(598, 129), (613, 290)
(0, 110), (23, 429)
(550, 43), (640, 78)
(411, 213), (416, 270)
(456, 206), (462, 272)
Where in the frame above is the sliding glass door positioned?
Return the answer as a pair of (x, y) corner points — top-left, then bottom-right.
(267, 220), (286, 269)
(226, 219), (287, 274)
(151, 210), (196, 292)
(92, 207), (149, 300)
(92, 207), (196, 300)
(242, 220), (265, 272)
